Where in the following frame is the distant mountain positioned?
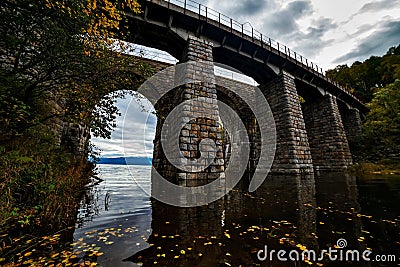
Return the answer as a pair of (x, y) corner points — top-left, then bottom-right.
(97, 157), (152, 165)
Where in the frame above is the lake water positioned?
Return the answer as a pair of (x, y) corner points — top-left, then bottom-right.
(73, 165), (400, 266)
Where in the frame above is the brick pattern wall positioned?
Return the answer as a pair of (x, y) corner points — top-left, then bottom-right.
(152, 36), (225, 184)
(341, 108), (362, 145)
(302, 94), (353, 171)
(261, 72), (314, 174)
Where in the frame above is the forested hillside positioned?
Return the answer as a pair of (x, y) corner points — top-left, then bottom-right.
(327, 45), (400, 165)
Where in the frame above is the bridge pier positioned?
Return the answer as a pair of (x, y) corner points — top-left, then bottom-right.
(261, 72), (314, 175)
(152, 36), (225, 184)
(302, 94), (353, 171)
(340, 107), (362, 146)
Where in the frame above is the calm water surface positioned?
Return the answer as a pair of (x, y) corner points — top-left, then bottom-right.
(73, 165), (400, 266)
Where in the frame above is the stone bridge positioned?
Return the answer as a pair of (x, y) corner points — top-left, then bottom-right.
(63, 0), (365, 180)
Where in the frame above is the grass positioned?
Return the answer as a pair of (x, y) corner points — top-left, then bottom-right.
(349, 159), (400, 175)
(0, 130), (94, 263)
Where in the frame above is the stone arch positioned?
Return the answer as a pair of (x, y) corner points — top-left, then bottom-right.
(59, 57), (172, 155)
(215, 79), (261, 181)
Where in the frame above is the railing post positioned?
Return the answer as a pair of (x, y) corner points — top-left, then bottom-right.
(218, 13), (221, 27)
(251, 28), (254, 40)
(230, 18), (232, 32)
(277, 43), (280, 55)
(205, 6), (208, 21)
(260, 33), (263, 46)
(269, 38), (271, 47)
(198, 4), (201, 19)
(241, 23), (244, 37)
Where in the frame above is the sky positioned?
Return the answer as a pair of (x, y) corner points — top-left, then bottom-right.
(93, 0), (400, 158)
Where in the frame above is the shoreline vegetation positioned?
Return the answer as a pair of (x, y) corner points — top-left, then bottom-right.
(0, 133), (94, 264)
(0, 0), (143, 264)
(349, 162), (400, 175)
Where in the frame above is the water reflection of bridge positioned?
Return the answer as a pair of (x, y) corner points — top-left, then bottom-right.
(124, 172), (382, 267)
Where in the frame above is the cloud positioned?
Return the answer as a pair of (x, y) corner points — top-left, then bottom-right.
(334, 20), (400, 63)
(342, 0), (400, 25)
(359, 0), (397, 13)
(229, 0), (271, 16)
(92, 95), (157, 158)
(266, 0), (313, 37)
(290, 17), (337, 57)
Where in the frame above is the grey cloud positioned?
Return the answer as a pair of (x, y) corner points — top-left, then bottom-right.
(230, 0), (271, 16)
(346, 23), (375, 38)
(291, 17), (337, 58)
(266, 0), (313, 37)
(92, 95), (157, 157)
(334, 20), (400, 63)
(359, 0), (397, 13)
(342, 0), (400, 24)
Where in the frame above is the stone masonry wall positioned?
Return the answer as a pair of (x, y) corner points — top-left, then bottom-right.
(215, 77), (259, 180)
(61, 122), (90, 155)
(152, 36), (225, 185)
(302, 94), (353, 171)
(177, 36), (225, 183)
(261, 72), (314, 174)
(341, 108), (362, 145)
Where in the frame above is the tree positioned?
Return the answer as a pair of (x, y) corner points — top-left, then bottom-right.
(326, 44), (400, 102)
(363, 80), (400, 159)
(0, 0), (149, 143)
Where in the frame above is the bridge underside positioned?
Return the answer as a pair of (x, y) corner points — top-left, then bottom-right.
(59, 34), (362, 183)
(147, 35), (361, 183)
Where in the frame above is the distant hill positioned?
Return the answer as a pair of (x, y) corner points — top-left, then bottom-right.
(97, 157), (152, 165)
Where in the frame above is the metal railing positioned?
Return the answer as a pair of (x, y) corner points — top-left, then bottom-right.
(159, 0), (323, 73)
(148, 0), (359, 99)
